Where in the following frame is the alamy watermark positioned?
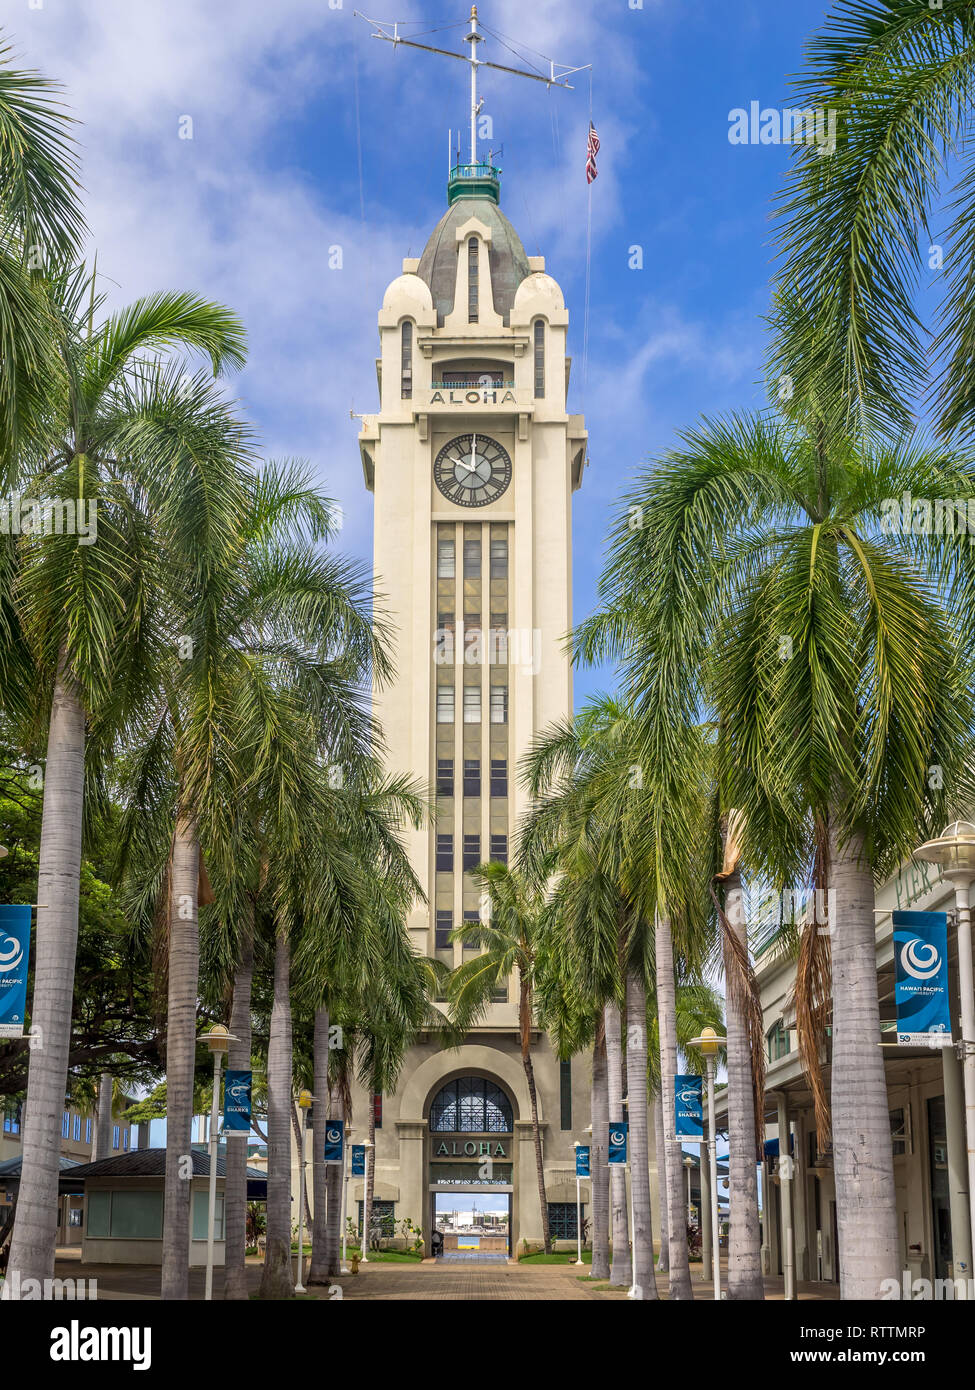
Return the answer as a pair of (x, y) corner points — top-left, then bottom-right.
(728, 101), (837, 156)
(880, 492), (975, 541)
(0, 494), (98, 545)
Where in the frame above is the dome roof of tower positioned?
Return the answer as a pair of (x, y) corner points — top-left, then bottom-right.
(417, 196), (531, 325)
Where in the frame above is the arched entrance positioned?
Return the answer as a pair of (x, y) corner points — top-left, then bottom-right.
(426, 1074), (516, 1261)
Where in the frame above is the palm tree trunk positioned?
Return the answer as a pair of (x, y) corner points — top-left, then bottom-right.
(161, 810), (200, 1300)
(362, 1089), (376, 1254)
(590, 1031), (610, 1280)
(653, 1089), (670, 1271)
(522, 1043), (551, 1253)
(323, 1079), (344, 1276)
(830, 819), (899, 1298)
(625, 968), (657, 1297)
(723, 860), (764, 1299)
(91, 1072), (113, 1162)
(655, 910), (693, 1299)
(5, 666), (85, 1287)
(259, 927), (294, 1299)
(307, 1007), (331, 1285)
(223, 900), (254, 1300)
(605, 999), (632, 1286)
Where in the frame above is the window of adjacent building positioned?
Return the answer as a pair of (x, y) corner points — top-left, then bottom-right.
(548, 1202), (583, 1241)
(192, 1190), (225, 1241)
(490, 609), (507, 632)
(88, 1190), (164, 1241)
(464, 537), (481, 578)
(3, 1106), (21, 1134)
(490, 981), (508, 1003)
(890, 1107), (909, 1157)
(463, 685), (481, 724)
(490, 833), (508, 864)
(766, 1020), (790, 1062)
(435, 836), (454, 873)
(123, 1128), (130, 1152)
(436, 758), (454, 796)
(62, 1111), (69, 1139)
(490, 537), (508, 579)
(85, 1117), (92, 1144)
(468, 237), (479, 322)
(463, 759), (481, 796)
(373, 1093), (383, 1130)
(437, 685), (455, 723)
(463, 833), (481, 871)
(437, 610), (454, 636)
(435, 910), (452, 949)
(113, 1125), (120, 1150)
(72, 1114), (81, 1142)
(534, 319), (545, 398)
(490, 684), (508, 724)
(490, 759), (508, 797)
(438, 537), (455, 578)
(559, 1059), (572, 1130)
(429, 1076), (513, 1133)
(401, 320), (413, 399)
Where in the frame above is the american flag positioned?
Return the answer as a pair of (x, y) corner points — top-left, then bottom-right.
(586, 121), (600, 184)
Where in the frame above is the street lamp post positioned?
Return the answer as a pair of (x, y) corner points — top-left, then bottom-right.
(201, 1024), (237, 1302)
(295, 1090), (312, 1292)
(360, 1138), (374, 1263)
(340, 1125), (353, 1274)
(573, 1141), (585, 1266)
(915, 821), (975, 1276)
(690, 1027), (723, 1301)
(683, 1153), (694, 1227)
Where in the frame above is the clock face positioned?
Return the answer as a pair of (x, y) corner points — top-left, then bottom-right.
(434, 433), (512, 507)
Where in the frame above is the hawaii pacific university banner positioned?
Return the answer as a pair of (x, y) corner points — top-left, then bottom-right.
(0, 904), (31, 1038)
(575, 1145), (590, 1178)
(351, 1144), (366, 1177)
(323, 1118), (345, 1164)
(674, 1074), (705, 1142)
(608, 1123), (628, 1165)
(223, 1070), (252, 1135)
(893, 910), (952, 1046)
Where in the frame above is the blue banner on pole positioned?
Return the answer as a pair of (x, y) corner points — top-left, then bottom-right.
(323, 1118), (345, 1164)
(608, 1123), (628, 1165)
(223, 1070), (252, 1135)
(0, 905), (31, 1038)
(351, 1144), (366, 1176)
(675, 1074), (705, 1142)
(893, 910), (952, 1046)
(575, 1145), (590, 1178)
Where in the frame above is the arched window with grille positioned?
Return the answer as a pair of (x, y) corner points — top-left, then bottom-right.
(468, 237), (479, 322)
(430, 1076), (513, 1132)
(401, 320), (413, 399)
(533, 318), (545, 398)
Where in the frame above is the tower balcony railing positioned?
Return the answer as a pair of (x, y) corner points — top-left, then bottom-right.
(447, 161), (501, 204)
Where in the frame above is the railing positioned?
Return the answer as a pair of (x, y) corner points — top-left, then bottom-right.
(450, 162), (500, 181)
(431, 379), (515, 390)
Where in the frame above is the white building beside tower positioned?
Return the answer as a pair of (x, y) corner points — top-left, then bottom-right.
(345, 153), (641, 1253)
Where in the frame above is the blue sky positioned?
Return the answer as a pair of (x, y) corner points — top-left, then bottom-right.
(11, 0), (836, 712)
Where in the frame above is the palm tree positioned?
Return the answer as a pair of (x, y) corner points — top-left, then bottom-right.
(772, 0), (975, 442)
(587, 411), (975, 1298)
(5, 269), (246, 1291)
(449, 862), (554, 1255)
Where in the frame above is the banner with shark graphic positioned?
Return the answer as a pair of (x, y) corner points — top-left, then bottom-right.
(674, 1074), (705, 1141)
(223, 1070), (252, 1135)
(0, 905), (31, 1038)
(893, 910), (951, 1046)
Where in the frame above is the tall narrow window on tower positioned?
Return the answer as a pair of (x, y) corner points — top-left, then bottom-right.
(468, 237), (479, 323)
(534, 319), (545, 398)
(401, 320), (413, 399)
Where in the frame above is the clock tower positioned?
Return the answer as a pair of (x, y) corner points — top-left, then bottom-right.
(355, 156), (589, 1254)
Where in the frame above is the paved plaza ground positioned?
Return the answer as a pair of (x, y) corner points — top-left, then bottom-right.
(48, 1248), (839, 1301)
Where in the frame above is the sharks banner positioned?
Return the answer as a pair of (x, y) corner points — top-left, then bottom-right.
(223, 1070), (252, 1135)
(675, 1074), (705, 1142)
(0, 905), (31, 1038)
(575, 1145), (590, 1178)
(893, 910), (951, 1046)
(351, 1144), (366, 1176)
(608, 1123), (628, 1165)
(323, 1118), (345, 1164)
